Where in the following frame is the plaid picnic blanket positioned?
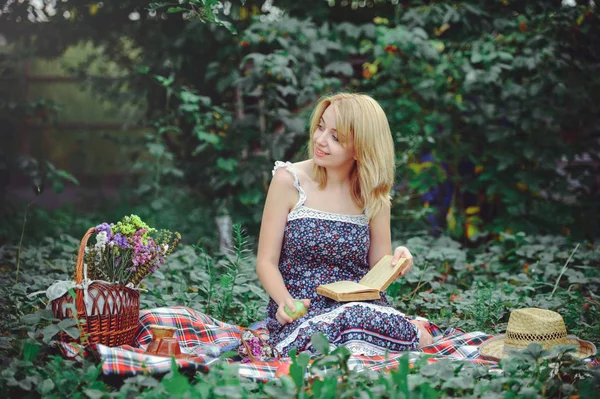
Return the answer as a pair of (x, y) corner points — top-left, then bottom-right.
(57, 306), (597, 381)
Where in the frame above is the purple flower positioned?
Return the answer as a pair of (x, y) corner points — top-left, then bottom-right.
(96, 223), (114, 237)
(112, 233), (128, 249)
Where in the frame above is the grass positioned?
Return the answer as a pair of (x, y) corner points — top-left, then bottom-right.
(0, 214), (599, 397)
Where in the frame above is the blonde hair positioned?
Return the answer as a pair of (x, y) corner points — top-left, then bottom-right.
(307, 93), (395, 219)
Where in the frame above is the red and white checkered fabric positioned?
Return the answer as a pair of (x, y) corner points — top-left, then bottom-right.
(56, 306), (596, 381)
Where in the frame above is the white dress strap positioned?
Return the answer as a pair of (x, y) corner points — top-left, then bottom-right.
(272, 161), (307, 209)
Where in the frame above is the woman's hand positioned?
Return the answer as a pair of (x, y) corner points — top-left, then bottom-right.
(392, 246), (414, 278)
(410, 319), (433, 348)
(276, 298), (310, 326)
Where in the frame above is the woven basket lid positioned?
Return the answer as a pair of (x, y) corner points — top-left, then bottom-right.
(479, 308), (597, 360)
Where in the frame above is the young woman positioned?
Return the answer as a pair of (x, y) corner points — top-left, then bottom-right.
(256, 93), (433, 356)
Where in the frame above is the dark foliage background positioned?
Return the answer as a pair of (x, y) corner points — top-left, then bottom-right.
(0, 1), (599, 397)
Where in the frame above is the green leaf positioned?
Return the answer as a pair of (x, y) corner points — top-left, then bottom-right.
(220, 274), (234, 288)
(362, 23), (376, 39)
(216, 157), (238, 172)
(18, 377), (33, 391)
(413, 27), (428, 40)
(462, 3), (487, 16)
(310, 354), (340, 369)
(23, 342), (41, 362)
(85, 364), (102, 383)
(39, 379), (55, 395)
(67, 287), (77, 300)
(147, 142), (166, 158)
(162, 358), (191, 395)
(498, 51), (514, 62)
(136, 65), (150, 74)
(180, 90), (201, 104)
(522, 342), (547, 359)
(296, 351), (311, 368)
(179, 103), (200, 113)
(180, 91), (211, 106)
(0, 337), (13, 349)
(21, 312), (42, 325)
(441, 376), (475, 391)
(310, 333), (330, 355)
(41, 324), (60, 343)
(311, 378), (324, 397)
(324, 61), (354, 77)
(421, 44), (439, 62)
(84, 389), (107, 399)
(277, 85), (298, 97)
(217, 20), (237, 35)
(241, 53), (266, 68)
(167, 7), (188, 13)
(194, 130), (221, 146)
(238, 188), (263, 205)
(153, 74), (175, 87)
(148, 2), (170, 11)
(63, 327), (81, 340)
(392, 354), (409, 396)
(158, 125), (181, 135)
(420, 383), (439, 399)
(53, 169), (80, 185)
(289, 359), (304, 389)
(58, 318), (78, 330)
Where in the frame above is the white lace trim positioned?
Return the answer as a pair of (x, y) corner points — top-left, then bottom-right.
(307, 341), (387, 357)
(288, 206), (369, 226)
(272, 161), (306, 209)
(272, 160), (369, 226)
(275, 302), (414, 352)
(343, 341), (389, 356)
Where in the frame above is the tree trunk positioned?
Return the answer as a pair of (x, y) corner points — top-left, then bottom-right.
(215, 214), (233, 254)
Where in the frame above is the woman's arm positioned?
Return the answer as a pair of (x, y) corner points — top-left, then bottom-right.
(368, 201), (392, 268)
(368, 201), (413, 275)
(256, 168), (309, 325)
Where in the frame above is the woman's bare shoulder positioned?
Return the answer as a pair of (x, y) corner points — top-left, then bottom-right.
(292, 160), (316, 185)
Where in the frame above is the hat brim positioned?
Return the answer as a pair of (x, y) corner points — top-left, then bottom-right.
(478, 335), (597, 361)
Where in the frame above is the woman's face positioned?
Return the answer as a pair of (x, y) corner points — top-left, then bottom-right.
(312, 105), (355, 169)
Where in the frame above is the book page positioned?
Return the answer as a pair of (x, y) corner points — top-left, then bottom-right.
(359, 255), (408, 291)
(319, 281), (377, 294)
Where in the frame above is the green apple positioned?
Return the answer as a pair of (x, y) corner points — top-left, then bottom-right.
(284, 300), (307, 320)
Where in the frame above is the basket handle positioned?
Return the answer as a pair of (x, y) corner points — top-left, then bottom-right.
(76, 227), (96, 284)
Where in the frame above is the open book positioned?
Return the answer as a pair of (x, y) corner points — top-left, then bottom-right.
(316, 255), (409, 302)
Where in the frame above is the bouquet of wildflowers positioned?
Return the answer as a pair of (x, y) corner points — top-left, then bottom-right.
(83, 215), (181, 286)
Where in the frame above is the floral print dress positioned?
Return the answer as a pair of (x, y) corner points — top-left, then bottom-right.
(266, 161), (420, 356)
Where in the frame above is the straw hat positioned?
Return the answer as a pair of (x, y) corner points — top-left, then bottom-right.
(478, 308), (597, 360)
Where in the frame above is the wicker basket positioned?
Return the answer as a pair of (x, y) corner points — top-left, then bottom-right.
(51, 227), (140, 347)
(239, 329), (281, 362)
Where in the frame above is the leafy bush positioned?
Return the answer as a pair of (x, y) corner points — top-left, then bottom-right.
(4, 1), (598, 242)
(363, 1), (600, 240)
(1, 219), (598, 397)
